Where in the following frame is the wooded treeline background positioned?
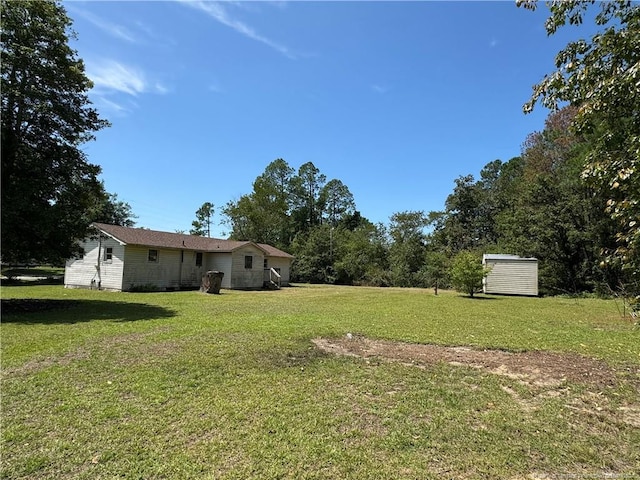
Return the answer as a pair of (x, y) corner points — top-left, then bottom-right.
(2, 1), (637, 304)
(218, 105), (629, 296)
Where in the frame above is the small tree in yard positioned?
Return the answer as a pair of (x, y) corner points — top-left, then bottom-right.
(450, 251), (490, 297)
(421, 251), (450, 295)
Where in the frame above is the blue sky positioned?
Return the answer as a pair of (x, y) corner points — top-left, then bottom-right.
(66, 1), (596, 238)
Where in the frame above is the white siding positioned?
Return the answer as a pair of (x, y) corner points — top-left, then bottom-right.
(230, 245), (265, 289)
(483, 257), (538, 296)
(67, 235), (292, 291)
(265, 257), (292, 286)
(179, 250), (206, 289)
(64, 237), (125, 291)
(206, 253), (233, 289)
(122, 246), (181, 291)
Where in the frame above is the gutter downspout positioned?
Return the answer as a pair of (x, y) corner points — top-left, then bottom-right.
(95, 234), (102, 290)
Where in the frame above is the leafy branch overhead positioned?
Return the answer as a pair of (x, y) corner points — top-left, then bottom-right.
(518, 0), (639, 299)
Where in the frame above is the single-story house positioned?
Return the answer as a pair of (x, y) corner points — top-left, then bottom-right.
(482, 254), (538, 296)
(64, 223), (294, 291)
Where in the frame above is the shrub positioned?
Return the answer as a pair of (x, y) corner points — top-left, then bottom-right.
(450, 251), (490, 297)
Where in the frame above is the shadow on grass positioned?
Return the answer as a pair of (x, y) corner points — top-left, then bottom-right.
(459, 295), (501, 300)
(1, 299), (176, 324)
(1, 278), (64, 286)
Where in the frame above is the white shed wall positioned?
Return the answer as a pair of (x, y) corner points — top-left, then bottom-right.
(483, 258), (538, 296)
(64, 237), (125, 291)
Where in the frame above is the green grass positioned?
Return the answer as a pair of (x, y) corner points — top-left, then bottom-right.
(2, 285), (639, 479)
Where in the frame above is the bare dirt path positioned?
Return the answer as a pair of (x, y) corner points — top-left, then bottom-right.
(312, 336), (638, 389)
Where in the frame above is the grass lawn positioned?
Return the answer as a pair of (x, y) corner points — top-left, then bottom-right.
(1, 284), (639, 479)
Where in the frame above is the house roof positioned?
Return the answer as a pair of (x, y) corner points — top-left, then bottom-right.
(92, 223), (294, 258)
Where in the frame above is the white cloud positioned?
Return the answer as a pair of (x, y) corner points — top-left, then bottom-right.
(181, 0), (296, 59)
(86, 60), (167, 117)
(371, 84), (390, 94)
(66, 5), (138, 43)
(94, 96), (130, 116)
(154, 82), (170, 95)
(88, 60), (148, 96)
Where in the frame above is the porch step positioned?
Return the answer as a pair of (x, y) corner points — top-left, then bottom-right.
(263, 280), (280, 290)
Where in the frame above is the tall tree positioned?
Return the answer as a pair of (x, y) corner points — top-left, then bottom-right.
(251, 159), (295, 247)
(257, 158), (295, 200)
(1, 0), (109, 263)
(290, 162), (326, 230)
(319, 179), (356, 227)
(222, 195), (254, 240)
(333, 216), (389, 286)
(190, 202), (214, 237)
(431, 164), (506, 254)
(222, 159), (295, 248)
(519, 0), (640, 303)
(388, 211), (429, 287)
(497, 107), (619, 294)
(290, 225), (335, 284)
(92, 192), (136, 227)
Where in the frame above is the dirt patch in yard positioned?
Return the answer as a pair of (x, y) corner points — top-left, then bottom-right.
(312, 336), (638, 389)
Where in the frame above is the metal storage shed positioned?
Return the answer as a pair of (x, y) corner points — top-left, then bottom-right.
(482, 254), (538, 296)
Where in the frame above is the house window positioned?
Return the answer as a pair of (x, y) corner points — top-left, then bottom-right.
(148, 249), (158, 262)
(244, 255), (253, 269)
(264, 258), (268, 269)
(196, 252), (203, 267)
(104, 247), (113, 262)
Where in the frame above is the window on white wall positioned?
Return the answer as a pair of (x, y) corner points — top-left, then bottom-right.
(148, 249), (158, 262)
(196, 252), (203, 267)
(245, 255), (253, 269)
(104, 247), (113, 262)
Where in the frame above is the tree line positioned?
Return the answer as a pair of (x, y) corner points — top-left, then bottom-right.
(210, 113), (628, 298)
(186, 1), (640, 304)
(2, 1), (637, 306)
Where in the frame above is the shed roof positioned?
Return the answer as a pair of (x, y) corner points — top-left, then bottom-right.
(92, 223), (294, 258)
(483, 254), (537, 261)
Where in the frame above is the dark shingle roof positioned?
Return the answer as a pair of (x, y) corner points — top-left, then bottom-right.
(92, 223), (294, 258)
